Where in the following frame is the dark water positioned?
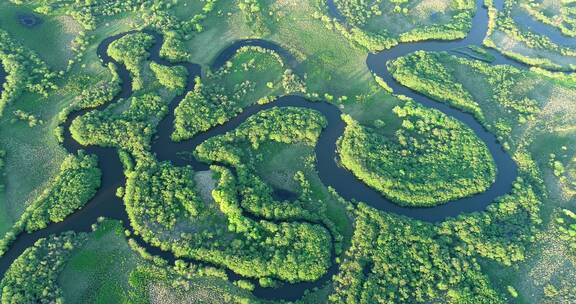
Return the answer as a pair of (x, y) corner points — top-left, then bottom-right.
(0, 0), (570, 300)
(17, 13), (43, 28)
(0, 65), (5, 92)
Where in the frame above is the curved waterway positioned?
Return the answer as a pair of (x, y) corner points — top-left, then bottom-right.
(512, 8), (576, 48)
(1, 0), (571, 300)
(0, 65), (5, 94)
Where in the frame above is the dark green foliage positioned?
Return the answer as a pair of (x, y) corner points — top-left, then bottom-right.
(124, 108), (333, 283)
(324, 0), (476, 51)
(125, 161), (203, 232)
(21, 151), (101, 232)
(0, 232), (85, 304)
(124, 162), (332, 283)
(440, 180), (542, 266)
(339, 101), (496, 206)
(172, 47), (304, 141)
(388, 51), (542, 138)
(388, 51), (483, 118)
(74, 80), (121, 110)
(556, 209), (576, 252)
(195, 107), (330, 221)
(195, 107), (326, 159)
(0, 151), (100, 256)
(70, 93), (168, 160)
(330, 204), (504, 304)
(107, 33), (155, 91)
(160, 31), (192, 62)
(149, 62), (188, 93)
(0, 29), (57, 115)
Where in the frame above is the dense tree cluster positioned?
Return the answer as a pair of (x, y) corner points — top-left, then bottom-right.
(70, 93), (168, 160)
(388, 50), (542, 138)
(388, 50), (483, 118)
(196, 107), (326, 157)
(74, 79), (121, 110)
(0, 151), (100, 255)
(441, 179), (542, 265)
(121, 107), (334, 283)
(0, 29), (57, 115)
(159, 31), (192, 62)
(321, 0), (476, 51)
(0, 232), (86, 304)
(194, 107), (331, 221)
(25, 152), (100, 232)
(149, 62), (188, 93)
(172, 47), (305, 141)
(124, 161), (332, 283)
(124, 161), (203, 232)
(330, 168), (543, 302)
(107, 33), (155, 91)
(330, 204), (504, 304)
(338, 101), (496, 207)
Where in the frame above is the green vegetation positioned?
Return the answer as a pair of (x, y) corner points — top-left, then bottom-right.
(72, 73), (121, 111)
(330, 204), (504, 303)
(0, 28), (57, 115)
(0, 0), (575, 302)
(485, 0), (576, 70)
(21, 152), (100, 232)
(172, 46), (304, 141)
(149, 62), (188, 93)
(388, 50), (544, 141)
(0, 152), (100, 256)
(339, 101), (496, 206)
(126, 108), (334, 283)
(556, 209), (576, 252)
(0, 232), (85, 303)
(519, 0), (576, 37)
(0, 219), (257, 303)
(328, 0), (476, 51)
(387, 46), (576, 304)
(107, 33), (155, 91)
(70, 93), (168, 160)
(389, 51), (483, 117)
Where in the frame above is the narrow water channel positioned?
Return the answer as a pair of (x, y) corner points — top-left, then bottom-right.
(0, 0), (572, 300)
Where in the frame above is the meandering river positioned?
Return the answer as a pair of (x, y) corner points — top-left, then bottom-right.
(0, 0), (573, 300)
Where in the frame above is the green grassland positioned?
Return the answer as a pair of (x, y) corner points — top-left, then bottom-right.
(58, 220), (139, 303)
(0, 2), (79, 70)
